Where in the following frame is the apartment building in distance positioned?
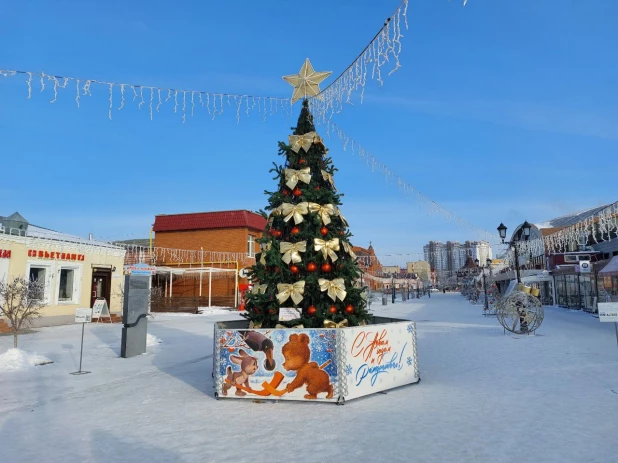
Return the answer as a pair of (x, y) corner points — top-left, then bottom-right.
(423, 240), (493, 280)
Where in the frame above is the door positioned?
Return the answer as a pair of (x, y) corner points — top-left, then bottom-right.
(91, 270), (111, 308)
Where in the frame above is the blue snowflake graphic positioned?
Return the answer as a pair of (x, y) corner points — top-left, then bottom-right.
(345, 364), (353, 375)
(407, 323), (414, 334)
(406, 356), (413, 367)
(274, 330), (285, 343)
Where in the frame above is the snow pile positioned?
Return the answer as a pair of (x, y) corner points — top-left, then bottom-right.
(0, 348), (53, 372)
(146, 334), (162, 346)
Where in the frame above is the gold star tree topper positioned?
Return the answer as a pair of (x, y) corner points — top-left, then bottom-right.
(283, 58), (332, 104)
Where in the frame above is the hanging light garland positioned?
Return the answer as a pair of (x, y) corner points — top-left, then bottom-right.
(318, 118), (499, 242)
(0, 69), (293, 123)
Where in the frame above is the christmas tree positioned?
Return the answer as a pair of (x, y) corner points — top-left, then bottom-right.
(244, 98), (371, 329)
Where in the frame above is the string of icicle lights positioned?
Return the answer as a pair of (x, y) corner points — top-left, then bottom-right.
(0, 0), (469, 124)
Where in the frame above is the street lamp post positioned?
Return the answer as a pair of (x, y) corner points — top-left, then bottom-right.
(391, 274), (396, 304)
(482, 257), (491, 311)
(497, 220), (532, 331)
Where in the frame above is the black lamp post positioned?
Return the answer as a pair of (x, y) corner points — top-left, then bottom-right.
(497, 220), (532, 331)
(391, 274), (396, 304)
(497, 220), (532, 284)
(482, 257), (492, 311)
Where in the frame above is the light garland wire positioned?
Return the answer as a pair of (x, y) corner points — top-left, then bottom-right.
(317, 118), (500, 243)
(0, 69), (292, 123)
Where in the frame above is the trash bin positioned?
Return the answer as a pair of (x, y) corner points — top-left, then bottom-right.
(382, 294), (388, 305)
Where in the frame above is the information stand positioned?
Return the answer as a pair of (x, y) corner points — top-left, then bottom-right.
(71, 308), (92, 375)
(598, 302), (618, 347)
(92, 297), (111, 323)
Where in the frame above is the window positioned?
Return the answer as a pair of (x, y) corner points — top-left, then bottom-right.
(58, 269), (75, 301)
(248, 235), (255, 258)
(28, 265), (52, 302)
(57, 266), (80, 304)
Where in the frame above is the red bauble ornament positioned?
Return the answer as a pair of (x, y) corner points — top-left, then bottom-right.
(315, 186), (320, 191)
(345, 305), (354, 314)
(269, 308), (277, 315)
(282, 189), (289, 196)
(320, 226), (328, 236)
(293, 187), (302, 197)
(273, 266), (280, 273)
(299, 159), (307, 165)
(271, 229), (282, 238)
(339, 230), (345, 235)
(290, 265), (299, 274)
(291, 226), (300, 235)
(307, 262), (317, 272)
(321, 262), (332, 273)
(329, 305), (337, 314)
(307, 305), (317, 316)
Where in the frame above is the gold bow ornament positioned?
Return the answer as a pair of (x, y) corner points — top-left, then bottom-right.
(279, 240), (307, 265)
(335, 207), (349, 227)
(342, 241), (356, 259)
(289, 132), (318, 153)
(250, 283), (268, 295)
(284, 167), (312, 190)
(321, 170), (336, 190)
(275, 323), (305, 329)
(323, 319), (349, 328)
(259, 242), (272, 265)
(308, 202), (335, 225)
(318, 277), (347, 302)
(276, 281), (306, 305)
(314, 238), (340, 262)
(279, 202), (309, 225)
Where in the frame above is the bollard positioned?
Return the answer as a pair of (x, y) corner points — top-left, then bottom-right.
(382, 294), (388, 305)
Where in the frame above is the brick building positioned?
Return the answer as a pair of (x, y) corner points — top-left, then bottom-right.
(152, 210), (267, 309)
(352, 243), (382, 290)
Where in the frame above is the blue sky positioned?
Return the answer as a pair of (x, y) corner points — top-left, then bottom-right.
(1, 0), (617, 266)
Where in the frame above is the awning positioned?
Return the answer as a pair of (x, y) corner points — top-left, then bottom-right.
(599, 256), (618, 276)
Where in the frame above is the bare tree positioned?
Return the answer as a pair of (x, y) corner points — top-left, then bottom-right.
(0, 276), (47, 348)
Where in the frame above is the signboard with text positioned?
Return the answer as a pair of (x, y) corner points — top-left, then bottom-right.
(124, 263), (156, 276)
(342, 321), (419, 400)
(92, 298), (110, 319)
(75, 308), (92, 323)
(598, 302), (618, 322)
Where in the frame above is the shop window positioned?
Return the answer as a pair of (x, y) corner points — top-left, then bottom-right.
(28, 265), (52, 302)
(248, 235), (255, 258)
(57, 266), (80, 304)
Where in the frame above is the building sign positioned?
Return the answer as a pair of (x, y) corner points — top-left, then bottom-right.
(0, 250), (11, 259)
(578, 261), (591, 274)
(28, 249), (85, 261)
(124, 263), (156, 275)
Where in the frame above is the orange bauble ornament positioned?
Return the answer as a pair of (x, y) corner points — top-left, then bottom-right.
(307, 305), (317, 316)
(293, 187), (302, 197)
(299, 159), (307, 165)
(320, 226), (328, 236)
(290, 265), (299, 274)
(345, 304), (354, 314)
(329, 305), (337, 314)
(291, 226), (300, 235)
(307, 262), (317, 272)
(321, 262), (332, 272)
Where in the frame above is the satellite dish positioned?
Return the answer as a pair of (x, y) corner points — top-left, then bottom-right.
(239, 268), (250, 278)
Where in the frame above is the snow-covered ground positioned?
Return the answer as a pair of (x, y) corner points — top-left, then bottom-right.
(1, 294), (617, 463)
